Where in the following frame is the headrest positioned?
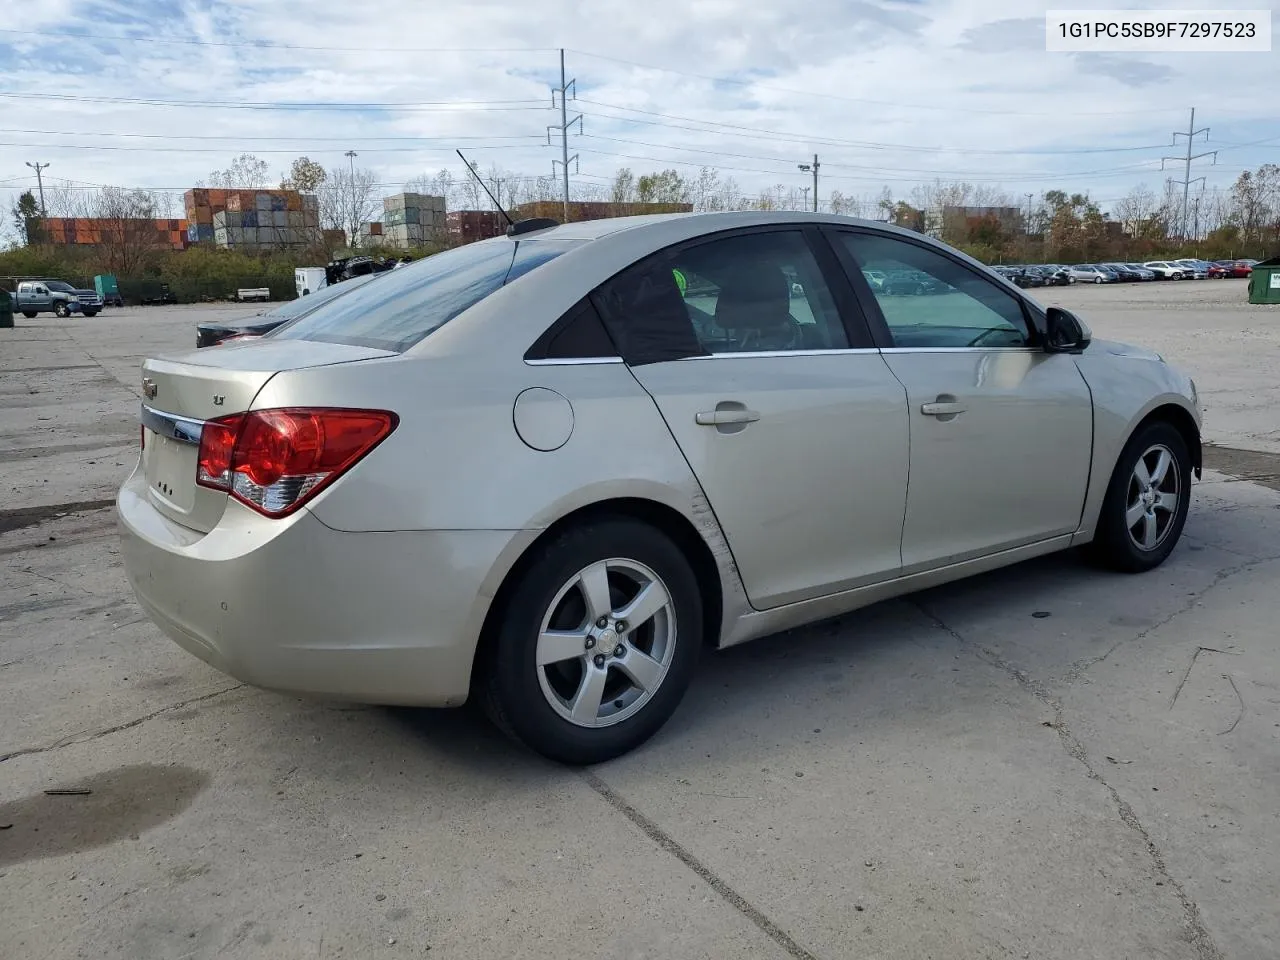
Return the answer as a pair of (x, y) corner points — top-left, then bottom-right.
(714, 263), (792, 331)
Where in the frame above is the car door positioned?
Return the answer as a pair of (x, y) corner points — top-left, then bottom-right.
(593, 226), (909, 610)
(828, 227), (1093, 575)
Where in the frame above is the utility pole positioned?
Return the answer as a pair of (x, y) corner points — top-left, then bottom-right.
(1162, 108), (1216, 240)
(548, 49), (582, 221)
(1025, 193), (1034, 235)
(798, 155), (819, 212)
(25, 161), (49, 217)
(799, 186), (809, 211)
(344, 150), (357, 179)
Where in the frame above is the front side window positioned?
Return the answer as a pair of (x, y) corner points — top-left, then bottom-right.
(838, 232), (1032, 349)
(596, 230), (850, 364)
(273, 239), (582, 352)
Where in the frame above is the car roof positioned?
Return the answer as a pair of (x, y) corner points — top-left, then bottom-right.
(413, 211), (1013, 358)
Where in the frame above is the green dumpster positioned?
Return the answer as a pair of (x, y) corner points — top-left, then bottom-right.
(1248, 256), (1280, 305)
(0, 288), (13, 329)
(95, 274), (121, 306)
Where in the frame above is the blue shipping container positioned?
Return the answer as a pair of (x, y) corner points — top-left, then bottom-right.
(196, 224), (215, 241)
(242, 211), (258, 228)
(271, 194), (287, 211)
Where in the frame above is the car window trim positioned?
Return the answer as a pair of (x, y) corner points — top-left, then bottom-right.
(820, 225), (1046, 351)
(591, 222), (878, 365)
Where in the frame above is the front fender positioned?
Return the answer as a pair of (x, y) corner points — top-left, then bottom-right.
(1072, 349), (1200, 543)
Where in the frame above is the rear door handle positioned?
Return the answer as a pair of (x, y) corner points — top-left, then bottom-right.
(921, 401), (966, 417)
(695, 408), (760, 426)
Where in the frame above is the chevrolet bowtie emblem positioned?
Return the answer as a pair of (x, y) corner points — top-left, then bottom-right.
(142, 377), (157, 399)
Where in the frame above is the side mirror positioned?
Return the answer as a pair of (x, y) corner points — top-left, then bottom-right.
(1044, 306), (1091, 353)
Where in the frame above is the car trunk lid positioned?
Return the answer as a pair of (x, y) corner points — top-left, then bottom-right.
(140, 340), (395, 532)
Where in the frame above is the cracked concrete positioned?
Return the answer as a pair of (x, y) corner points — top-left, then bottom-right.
(3, 289), (1280, 958)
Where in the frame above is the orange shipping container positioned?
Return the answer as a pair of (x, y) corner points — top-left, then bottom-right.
(286, 193), (302, 211)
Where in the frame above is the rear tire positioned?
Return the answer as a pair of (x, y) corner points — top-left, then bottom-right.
(1087, 421), (1191, 573)
(54, 302), (70, 318)
(484, 518), (703, 765)
(21, 311), (36, 319)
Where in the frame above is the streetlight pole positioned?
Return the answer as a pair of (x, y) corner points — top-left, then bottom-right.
(26, 161), (49, 217)
(797, 155), (819, 213)
(344, 151), (359, 246)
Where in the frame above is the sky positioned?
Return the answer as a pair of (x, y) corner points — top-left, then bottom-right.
(0, 0), (1278, 219)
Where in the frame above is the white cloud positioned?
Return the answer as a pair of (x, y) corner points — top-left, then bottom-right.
(1, 0), (1276, 214)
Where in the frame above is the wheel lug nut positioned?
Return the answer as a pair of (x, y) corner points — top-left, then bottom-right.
(593, 654), (606, 668)
(585, 637), (595, 649)
(596, 617), (609, 628)
(614, 644), (625, 657)
(615, 620), (627, 633)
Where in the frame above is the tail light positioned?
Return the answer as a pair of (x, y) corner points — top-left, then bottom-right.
(196, 408), (397, 517)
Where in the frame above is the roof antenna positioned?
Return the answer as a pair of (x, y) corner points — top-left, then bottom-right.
(457, 149), (513, 228)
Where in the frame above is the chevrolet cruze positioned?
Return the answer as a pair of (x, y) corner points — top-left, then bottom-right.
(119, 212), (1201, 764)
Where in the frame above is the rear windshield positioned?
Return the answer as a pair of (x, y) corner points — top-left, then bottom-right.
(265, 272), (378, 322)
(271, 238), (581, 352)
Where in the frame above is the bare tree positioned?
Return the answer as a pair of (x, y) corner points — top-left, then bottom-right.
(1114, 185), (1159, 239)
(203, 154), (272, 189)
(316, 164), (381, 247)
(90, 187), (166, 275)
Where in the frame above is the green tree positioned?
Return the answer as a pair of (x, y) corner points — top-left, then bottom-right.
(280, 156), (327, 193)
(636, 169), (689, 204)
(9, 190), (41, 245)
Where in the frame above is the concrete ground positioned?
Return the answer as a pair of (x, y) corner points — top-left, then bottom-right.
(2, 281), (1278, 960)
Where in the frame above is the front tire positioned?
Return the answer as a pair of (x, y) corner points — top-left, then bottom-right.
(83, 310), (99, 318)
(484, 518), (703, 764)
(1087, 421), (1191, 573)
(21, 311), (36, 319)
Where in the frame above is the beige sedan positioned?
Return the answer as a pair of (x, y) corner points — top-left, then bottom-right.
(118, 212), (1201, 764)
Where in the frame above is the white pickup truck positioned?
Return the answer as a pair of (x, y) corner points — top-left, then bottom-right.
(235, 287), (271, 303)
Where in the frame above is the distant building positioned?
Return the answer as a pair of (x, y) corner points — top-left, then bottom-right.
(942, 205), (1022, 240)
(514, 200), (694, 222)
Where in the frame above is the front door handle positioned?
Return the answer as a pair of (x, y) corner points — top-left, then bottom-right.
(921, 400), (967, 417)
(695, 408), (761, 426)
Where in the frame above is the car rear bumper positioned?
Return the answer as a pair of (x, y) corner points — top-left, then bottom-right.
(117, 466), (522, 707)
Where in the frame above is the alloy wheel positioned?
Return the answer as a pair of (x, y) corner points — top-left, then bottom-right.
(1126, 444), (1181, 552)
(535, 558), (677, 728)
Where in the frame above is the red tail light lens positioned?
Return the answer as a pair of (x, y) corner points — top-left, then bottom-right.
(196, 408), (396, 517)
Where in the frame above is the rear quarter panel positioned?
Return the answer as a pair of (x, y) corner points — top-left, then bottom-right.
(255, 350), (746, 643)
(1072, 347), (1200, 542)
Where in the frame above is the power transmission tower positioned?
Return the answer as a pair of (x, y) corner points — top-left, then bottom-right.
(1162, 108), (1216, 240)
(25, 161), (49, 217)
(548, 49), (582, 221)
(798, 155), (819, 212)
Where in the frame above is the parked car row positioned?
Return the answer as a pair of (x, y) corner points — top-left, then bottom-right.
(990, 258), (1258, 287)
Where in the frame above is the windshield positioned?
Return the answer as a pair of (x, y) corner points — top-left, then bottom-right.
(46, 281), (74, 292)
(273, 238), (582, 352)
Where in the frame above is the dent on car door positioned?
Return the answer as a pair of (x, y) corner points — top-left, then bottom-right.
(829, 229), (1094, 573)
(594, 227), (909, 610)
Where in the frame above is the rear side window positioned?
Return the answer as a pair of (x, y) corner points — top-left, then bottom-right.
(273, 239), (580, 352)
